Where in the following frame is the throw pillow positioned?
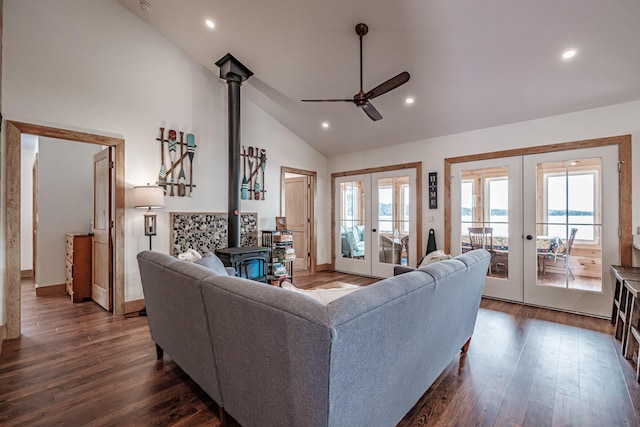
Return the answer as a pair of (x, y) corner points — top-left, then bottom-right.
(418, 250), (452, 268)
(177, 248), (202, 262)
(195, 252), (229, 276)
(280, 281), (360, 305)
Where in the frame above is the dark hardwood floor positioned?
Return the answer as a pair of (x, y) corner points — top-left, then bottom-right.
(1, 272), (639, 426)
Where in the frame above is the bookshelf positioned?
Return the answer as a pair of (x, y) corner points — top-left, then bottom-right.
(261, 230), (295, 284)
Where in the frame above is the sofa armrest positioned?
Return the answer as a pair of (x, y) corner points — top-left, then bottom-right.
(394, 265), (416, 276)
(225, 266), (236, 276)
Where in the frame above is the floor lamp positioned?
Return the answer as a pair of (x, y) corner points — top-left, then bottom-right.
(133, 184), (165, 250)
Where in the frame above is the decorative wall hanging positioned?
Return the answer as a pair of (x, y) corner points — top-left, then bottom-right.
(428, 172), (438, 209)
(240, 146), (267, 200)
(170, 211), (258, 256)
(157, 127), (197, 197)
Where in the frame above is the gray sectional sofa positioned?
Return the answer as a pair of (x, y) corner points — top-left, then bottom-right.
(137, 249), (490, 427)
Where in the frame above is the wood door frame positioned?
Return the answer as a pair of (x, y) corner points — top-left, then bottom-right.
(280, 166), (317, 273)
(331, 162), (423, 269)
(444, 135), (632, 265)
(32, 154), (38, 282)
(5, 121), (125, 339)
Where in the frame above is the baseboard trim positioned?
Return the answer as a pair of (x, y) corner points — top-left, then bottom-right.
(20, 269), (33, 279)
(35, 283), (66, 297)
(0, 324), (6, 356)
(315, 263), (332, 272)
(124, 299), (146, 315)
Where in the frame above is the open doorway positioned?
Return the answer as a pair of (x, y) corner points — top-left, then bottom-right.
(5, 121), (125, 340)
(22, 135), (106, 299)
(281, 167), (316, 273)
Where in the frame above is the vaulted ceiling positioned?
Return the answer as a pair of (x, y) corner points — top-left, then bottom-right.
(117, 0), (640, 157)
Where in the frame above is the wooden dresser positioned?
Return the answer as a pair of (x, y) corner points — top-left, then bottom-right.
(66, 233), (92, 303)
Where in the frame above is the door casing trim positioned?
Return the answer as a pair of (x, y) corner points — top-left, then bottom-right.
(5, 120), (125, 339)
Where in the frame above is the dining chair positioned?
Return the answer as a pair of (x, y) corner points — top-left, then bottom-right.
(468, 227), (495, 274)
(554, 228), (578, 279)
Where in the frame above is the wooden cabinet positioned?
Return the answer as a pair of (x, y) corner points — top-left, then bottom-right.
(66, 233), (92, 303)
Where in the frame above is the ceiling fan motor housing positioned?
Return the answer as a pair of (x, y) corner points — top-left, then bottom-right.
(355, 23), (368, 37)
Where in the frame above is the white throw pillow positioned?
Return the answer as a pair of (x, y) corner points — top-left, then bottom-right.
(281, 281), (360, 305)
(418, 250), (452, 268)
(177, 248), (202, 262)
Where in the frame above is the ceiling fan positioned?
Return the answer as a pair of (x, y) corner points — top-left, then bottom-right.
(302, 23), (410, 121)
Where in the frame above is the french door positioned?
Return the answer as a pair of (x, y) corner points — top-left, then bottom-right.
(522, 146), (618, 316)
(451, 156), (524, 302)
(334, 169), (417, 278)
(451, 146), (619, 317)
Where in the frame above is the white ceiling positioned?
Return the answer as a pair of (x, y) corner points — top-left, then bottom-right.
(116, 0), (640, 157)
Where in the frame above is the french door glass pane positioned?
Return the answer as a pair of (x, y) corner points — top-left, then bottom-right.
(377, 176), (409, 265)
(535, 158), (602, 291)
(339, 181), (365, 259)
(460, 167), (509, 279)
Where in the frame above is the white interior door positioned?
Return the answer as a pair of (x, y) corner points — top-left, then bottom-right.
(451, 156), (524, 302)
(522, 146), (618, 317)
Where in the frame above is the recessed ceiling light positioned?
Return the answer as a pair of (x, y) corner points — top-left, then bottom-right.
(322, 122), (330, 129)
(205, 19), (215, 29)
(562, 49), (577, 60)
(405, 97), (415, 105)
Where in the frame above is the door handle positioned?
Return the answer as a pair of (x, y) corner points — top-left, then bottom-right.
(372, 228), (377, 232)
(526, 235), (533, 240)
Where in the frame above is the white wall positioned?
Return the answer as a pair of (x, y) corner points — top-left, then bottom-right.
(37, 138), (101, 287)
(328, 100), (640, 262)
(2, 0), (329, 317)
(20, 135), (37, 271)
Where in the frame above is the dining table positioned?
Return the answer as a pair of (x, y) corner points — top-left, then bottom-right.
(461, 234), (559, 273)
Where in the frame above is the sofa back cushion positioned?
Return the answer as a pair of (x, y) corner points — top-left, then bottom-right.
(137, 250), (223, 405)
(200, 275), (332, 427)
(325, 249), (490, 427)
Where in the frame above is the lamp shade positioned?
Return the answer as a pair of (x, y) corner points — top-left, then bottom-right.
(133, 185), (165, 209)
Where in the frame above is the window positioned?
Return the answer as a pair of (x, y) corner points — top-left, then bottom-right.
(487, 178), (508, 237)
(545, 171), (597, 241)
(401, 184), (410, 234)
(341, 182), (361, 227)
(460, 167), (509, 237)
(460, 180), (473, 234)
(378, 185), (393, 232)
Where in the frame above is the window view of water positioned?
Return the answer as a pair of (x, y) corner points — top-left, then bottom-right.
(462, 211), (595, 240)
(461, 171), (597, 241)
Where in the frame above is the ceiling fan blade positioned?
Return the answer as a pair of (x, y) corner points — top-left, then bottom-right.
(365, 71), (410, 100)
(301, 99), (353, 102)
(360, 102), (383, 121)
